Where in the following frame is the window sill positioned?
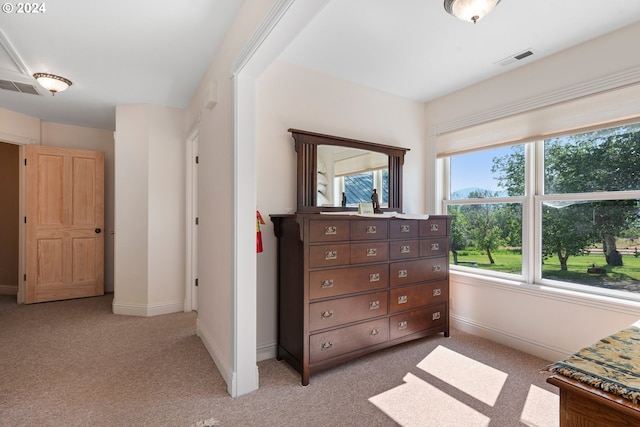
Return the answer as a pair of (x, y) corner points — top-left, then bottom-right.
(450, 269), (640, 316)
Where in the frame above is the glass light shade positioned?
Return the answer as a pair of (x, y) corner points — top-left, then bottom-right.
(33, 73), (72, 95)
(444, 0), (501, 23)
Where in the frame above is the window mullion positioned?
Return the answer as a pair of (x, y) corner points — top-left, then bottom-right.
(523, 142), (538, 284)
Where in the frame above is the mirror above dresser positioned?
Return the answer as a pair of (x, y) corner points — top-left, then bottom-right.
(289, 129), (409, 213)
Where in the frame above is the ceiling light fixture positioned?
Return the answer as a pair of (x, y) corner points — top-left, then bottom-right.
(33, 72), (72, 95)
(444, 0), (501, 24)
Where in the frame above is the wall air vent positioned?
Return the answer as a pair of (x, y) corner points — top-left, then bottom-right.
(496, 48), (536, 67)
(0, 79), (40, 95)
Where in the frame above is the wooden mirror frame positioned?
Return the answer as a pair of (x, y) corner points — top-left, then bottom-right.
(289, 128), (409, 213)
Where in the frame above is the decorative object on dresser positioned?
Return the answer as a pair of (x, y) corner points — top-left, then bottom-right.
(271, 213), (451, 386)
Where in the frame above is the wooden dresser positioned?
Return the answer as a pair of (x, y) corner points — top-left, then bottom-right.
(271, 213), (451, 385)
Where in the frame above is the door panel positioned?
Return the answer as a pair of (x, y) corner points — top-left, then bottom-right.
(38, 154), (64, 225)
(72, 237), (96, 281)
(72, 157), (98, 224)
(25, 145), (104, 303)
(37, 238), (63, 284)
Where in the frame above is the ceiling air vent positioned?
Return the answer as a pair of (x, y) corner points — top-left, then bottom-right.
(0, 79), (40, 95)
(496, 49), (536, 67)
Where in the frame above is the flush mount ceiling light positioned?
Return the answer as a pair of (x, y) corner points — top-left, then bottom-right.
(444, 0), (501, 24)
(33, 72), (72, 95)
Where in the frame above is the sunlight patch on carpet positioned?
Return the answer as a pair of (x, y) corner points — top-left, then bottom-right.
(520, 384), (559, 427)
(191, 417), (220, 427)
(369, 373), (490, 427)
(417, 345), (507, 406)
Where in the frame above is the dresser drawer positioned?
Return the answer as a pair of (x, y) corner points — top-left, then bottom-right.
(351, 241), (389, 264)
(389, 303), (447, 340)
(389, 219), (419, 239)
(309, 265), (389, 300)
(419, 218), (448, 237)
(389, 257), (448, 287)
(350, 220), (388, 240)
(420, 237), (449, 258)
(389, 280), (448, 314)
(309, 291), (388, 332)
(389, 239), (421, 260)
(309, 220), (350, 242)
(309, 244), (351, 268)
(309, 318), (389, 363)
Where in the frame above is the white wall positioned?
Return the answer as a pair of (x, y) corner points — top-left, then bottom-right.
(185, 0), (279, 397)
(113, 104), (185, 316)
(426, 22), (640, 362)
(0, 108), (40, 145)
(148, 108), (186, 308)
(114, 105), (150, 308)
(255, 60), (428, 359)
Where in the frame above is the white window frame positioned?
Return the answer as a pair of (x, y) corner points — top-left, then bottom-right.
(443, 130), (640, 303)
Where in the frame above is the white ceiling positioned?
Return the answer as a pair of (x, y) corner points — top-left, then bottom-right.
(0, 0), (243, 130)
(1, 0), (640, 131)
(279, 0), (640, 103)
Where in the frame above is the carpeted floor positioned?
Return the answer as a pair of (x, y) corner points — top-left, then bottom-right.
(0, 293), (559, 426)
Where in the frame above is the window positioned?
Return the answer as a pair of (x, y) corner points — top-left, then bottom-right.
(336, 168), (388, 207)
(447, 145), (525, 278)
(444, 122), (640, 300)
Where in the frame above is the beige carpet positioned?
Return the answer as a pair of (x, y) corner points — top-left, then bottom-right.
(0, 294), (559, 426)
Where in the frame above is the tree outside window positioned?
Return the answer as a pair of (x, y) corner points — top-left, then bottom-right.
(446, 122), (640, 296)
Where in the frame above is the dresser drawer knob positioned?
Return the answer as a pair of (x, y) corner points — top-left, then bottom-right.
(369, 300), (380, 310)
(321, 279), (334, 289)
(321, 341), (333, 351)
(430, 223), (439, 232)
(370, 328), (380, 336)
(432, 312), (441, 321)
(366, 248), (377, 257)
(398, 320), (408, 330)
(369, 273), (380, 282)
(400, 224), (410, 233)
(324, 250), (338, 260)
(398, 269), (408, 278)
(321, 310), (334, 319)
(433, 288), (442, 297)
(366, 225), (377, 234)
(431, 243), (440, 251)
(398, 295), (408, 304)
(400, 245), (410, 254)
(324, 226), (337, 235)
(432, 265), (441, 272)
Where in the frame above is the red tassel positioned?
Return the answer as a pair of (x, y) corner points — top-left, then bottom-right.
(256, 210), (265, 253)
(257, 231), (263, 253)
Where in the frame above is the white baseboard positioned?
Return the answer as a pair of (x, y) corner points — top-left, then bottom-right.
(257, 341), (277, 361)
(0, 285), (18, 295)
(196, 318), (234, 395)
(112, 300), (183, 317)
(451, 314), (569, 362)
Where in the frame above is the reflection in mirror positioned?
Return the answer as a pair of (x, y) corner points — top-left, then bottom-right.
(316, 145), (388, 207)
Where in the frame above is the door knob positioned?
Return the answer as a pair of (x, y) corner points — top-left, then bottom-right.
(95, 228), (102, 234)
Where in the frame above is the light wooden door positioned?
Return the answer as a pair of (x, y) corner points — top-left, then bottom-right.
(25, 145), (104, 304)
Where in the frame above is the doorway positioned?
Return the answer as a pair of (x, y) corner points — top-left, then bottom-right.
(0, 142), (19, 297)
(185, 132), (199, 311)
